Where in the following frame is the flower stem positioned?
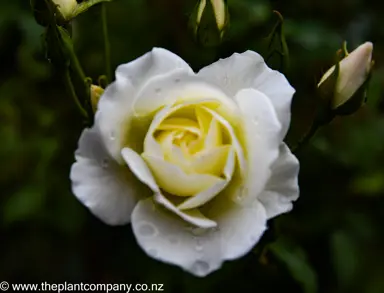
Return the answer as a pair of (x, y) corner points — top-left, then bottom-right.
(56, 26), (92, 121)
(64, 69), (88, 119)
(101, 2), (112, 83)
(292, 122), (320, 154)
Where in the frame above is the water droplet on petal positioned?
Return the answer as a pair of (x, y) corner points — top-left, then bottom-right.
(155, 88), (162, 94)
(109, 131), (116, 141)
(174, 78), (181, 83)
(192, 260), (210, 276)
(101, 158), (109, 168)
(234, 186), (248, 203)
(195, 238), (203, 251)
(191, 227), (206, 236)
(137, 222), (158, 237)
(223, 75), (229, 85)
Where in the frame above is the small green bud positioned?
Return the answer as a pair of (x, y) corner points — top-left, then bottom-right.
(90, 85), (104, 113)
(190, 0), (229, 47)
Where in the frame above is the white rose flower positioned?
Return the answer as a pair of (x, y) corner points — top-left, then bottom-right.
(70, 48), (299, 277)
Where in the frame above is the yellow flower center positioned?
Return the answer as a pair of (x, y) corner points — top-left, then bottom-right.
(141, 100), (244, 201)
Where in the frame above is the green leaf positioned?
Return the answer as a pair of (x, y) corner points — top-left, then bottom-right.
(3, 187), (45, 225)
(269, 238), (318, 293)
(330, 231), (360, 290)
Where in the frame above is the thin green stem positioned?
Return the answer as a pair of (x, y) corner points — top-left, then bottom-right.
(292, 122), (320, 154)
(101, 3), (112, 82)
(64, 69), (88, 118)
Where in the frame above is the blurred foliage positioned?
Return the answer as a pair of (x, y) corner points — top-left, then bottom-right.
(1, 0), (384, 292)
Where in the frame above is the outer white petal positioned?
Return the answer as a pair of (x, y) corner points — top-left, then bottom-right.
(131, 197), (267, 277)
(197, 51), (295, 138)
(258, 143), (300, 219)
(70, 128), (145, 225)
(132, 75), (239, 121)
(206, 197), (267, 261)
(115, 48), (193, 88)
(233, 88), (282, 203)
(95, 48), (194, 162)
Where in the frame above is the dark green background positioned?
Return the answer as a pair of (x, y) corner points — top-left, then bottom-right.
(1, 0), (384, 292)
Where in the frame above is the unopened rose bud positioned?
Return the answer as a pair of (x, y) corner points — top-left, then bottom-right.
(90, 85), (104, 113)
(52, 0), (78, 21)
(318, 42), (374, 115)
(190, 0), (229, 46)
(30, 0), (78, 26)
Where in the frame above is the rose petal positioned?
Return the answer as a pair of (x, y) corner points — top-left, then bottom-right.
(133, 75), (239, 122)
(121, 148), (160, 193)
(96, 48), (194, 162)
(233, 88), (281, 203)
(131, 197), (267, 277)
(201, 107), (247, 178)
(204, 116), (222, 149)
(143, 100), (212, 159)
(206, 197), (268, 260)
(142, 154), (223, 197)
(131, 197), (221, 277)
(178, 147), (235, 210)
(155, 193), (217, 228)
(121, 147), (216, 228)
(70, 128), (144, 225)
(157, 117), (201, 135)
(197, 51), (295, 138)
(116, 48), (193, 90)
(258, 143), (300, 219)
(190, 145), (232, 176)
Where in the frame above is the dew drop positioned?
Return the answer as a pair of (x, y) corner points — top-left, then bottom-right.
(109, 131), (116, 141)
(190, 227), (206, 236)
(223, 75), (229, 85)
(174, 78), (181, 83)
(137, 222), (158, 237)
(192, 260), (210, 276)
(252, 118), (259, 126)
(155, 88), (162, 94)
(234, 186), (247, 202)
(195, 238), (203, 251)
(101, 158), (109, 168)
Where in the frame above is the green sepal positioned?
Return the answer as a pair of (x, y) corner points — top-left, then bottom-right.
(30, 0), (67, 27)
(315, 53), (341, 126)
(265, 11), (289, 72)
